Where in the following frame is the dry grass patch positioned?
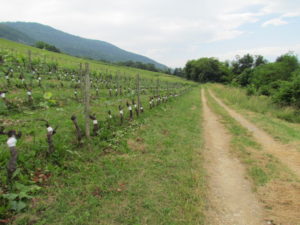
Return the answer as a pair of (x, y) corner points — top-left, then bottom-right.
(127, 137), (147, 153)
(259, 181), (300, 225)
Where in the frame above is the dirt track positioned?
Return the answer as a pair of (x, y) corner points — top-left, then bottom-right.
(202, 89), (263, 225)
(208, 90), (300, 178)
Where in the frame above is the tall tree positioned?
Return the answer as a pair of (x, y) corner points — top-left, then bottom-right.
(184, 57), (229, 83)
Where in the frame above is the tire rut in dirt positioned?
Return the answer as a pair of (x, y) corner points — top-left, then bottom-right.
(202, 89), (264, 225)
(208, 90), (300, 178)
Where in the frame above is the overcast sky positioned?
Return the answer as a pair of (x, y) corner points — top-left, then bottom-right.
(1, 0), (300, 67)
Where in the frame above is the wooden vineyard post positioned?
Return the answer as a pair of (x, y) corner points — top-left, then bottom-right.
(27, 89), (33, 105)
(45, 122), (58, 156)
(28, 50), (32, 70)
(127, 101), (133, 120)
(0, 128), (22, 183)
(89, 115), (99, 136)
(84, 63), (91, 139)
(108, 110), (112, 129)
(119, 105), (124, 125)
(167, 82), (169, 96)
(156, 78), (160, 106)
(79, 63), (84, 98)
(156, 78), (159, 96)
(71, 115), (83, 144)
(137, 74), (141, 116)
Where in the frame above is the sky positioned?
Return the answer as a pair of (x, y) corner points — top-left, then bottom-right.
(1, 0), (300, 67)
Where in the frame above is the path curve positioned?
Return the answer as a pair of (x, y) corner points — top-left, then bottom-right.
(208, 90), (300, 178)
(202, 89), (263, 225)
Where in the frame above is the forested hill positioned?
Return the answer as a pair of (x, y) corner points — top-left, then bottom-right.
(0, 22), (167, 70)
(0, 24), (35, 44)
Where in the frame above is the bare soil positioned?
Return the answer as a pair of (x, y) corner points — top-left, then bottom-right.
(202, 90), (264, 225)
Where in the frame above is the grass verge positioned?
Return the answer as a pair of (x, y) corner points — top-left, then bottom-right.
(209, 84), (300, 150)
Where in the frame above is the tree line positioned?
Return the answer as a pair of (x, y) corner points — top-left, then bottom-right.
(174, 53), (300, 108)
(117, 60), (172, 74)
(35, 41), (61, 53)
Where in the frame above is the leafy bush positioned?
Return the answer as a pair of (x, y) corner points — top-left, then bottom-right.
(272, 71), (300, 108)
(1, 183), (41, 213)
(35, 41), (61, 53)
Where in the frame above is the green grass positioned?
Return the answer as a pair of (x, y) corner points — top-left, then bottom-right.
(209, 84), (300, 121)
(0, 38), (194, 221)
(209, 84), (300, 150)
(204, 87), (296, 187)
(12, 87), (206, 225)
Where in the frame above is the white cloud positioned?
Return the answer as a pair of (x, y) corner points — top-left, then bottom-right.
(0, 0), (299, 67)
(282, 12), (300, 18)
(215, 44), (300, 62)
(262, 18), (288, 27)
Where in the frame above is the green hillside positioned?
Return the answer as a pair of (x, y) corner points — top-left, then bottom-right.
(0, 24), (35, 44)
(0, 22), (167, 70)
(0, 38), (179, 81)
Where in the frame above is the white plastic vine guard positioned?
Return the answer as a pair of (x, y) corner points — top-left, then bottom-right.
(7, 136), (17, 147)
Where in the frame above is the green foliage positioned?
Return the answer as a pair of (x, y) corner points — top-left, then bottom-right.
(184, 57), (229, 83)
(35, 92), (57, 108)
(272, 70), (300, 108)
(234, 68), (253, 87)
(173, 67), (185, 77)
(35, 41), (61, 53)
(1, 183), (41, 213)
(117, 61), (160, 72)
(232, 54), (254, 75)
(0, 100), (9, 115)
(187, 52), (300, 110)
(43, 92), (53, 100)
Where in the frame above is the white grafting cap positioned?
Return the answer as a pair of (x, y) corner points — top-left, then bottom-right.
(93, 120), (98, 124)
(47, 126), (54, 133)
(1, 93), (6, 98)
(7, 136), (17, 147)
